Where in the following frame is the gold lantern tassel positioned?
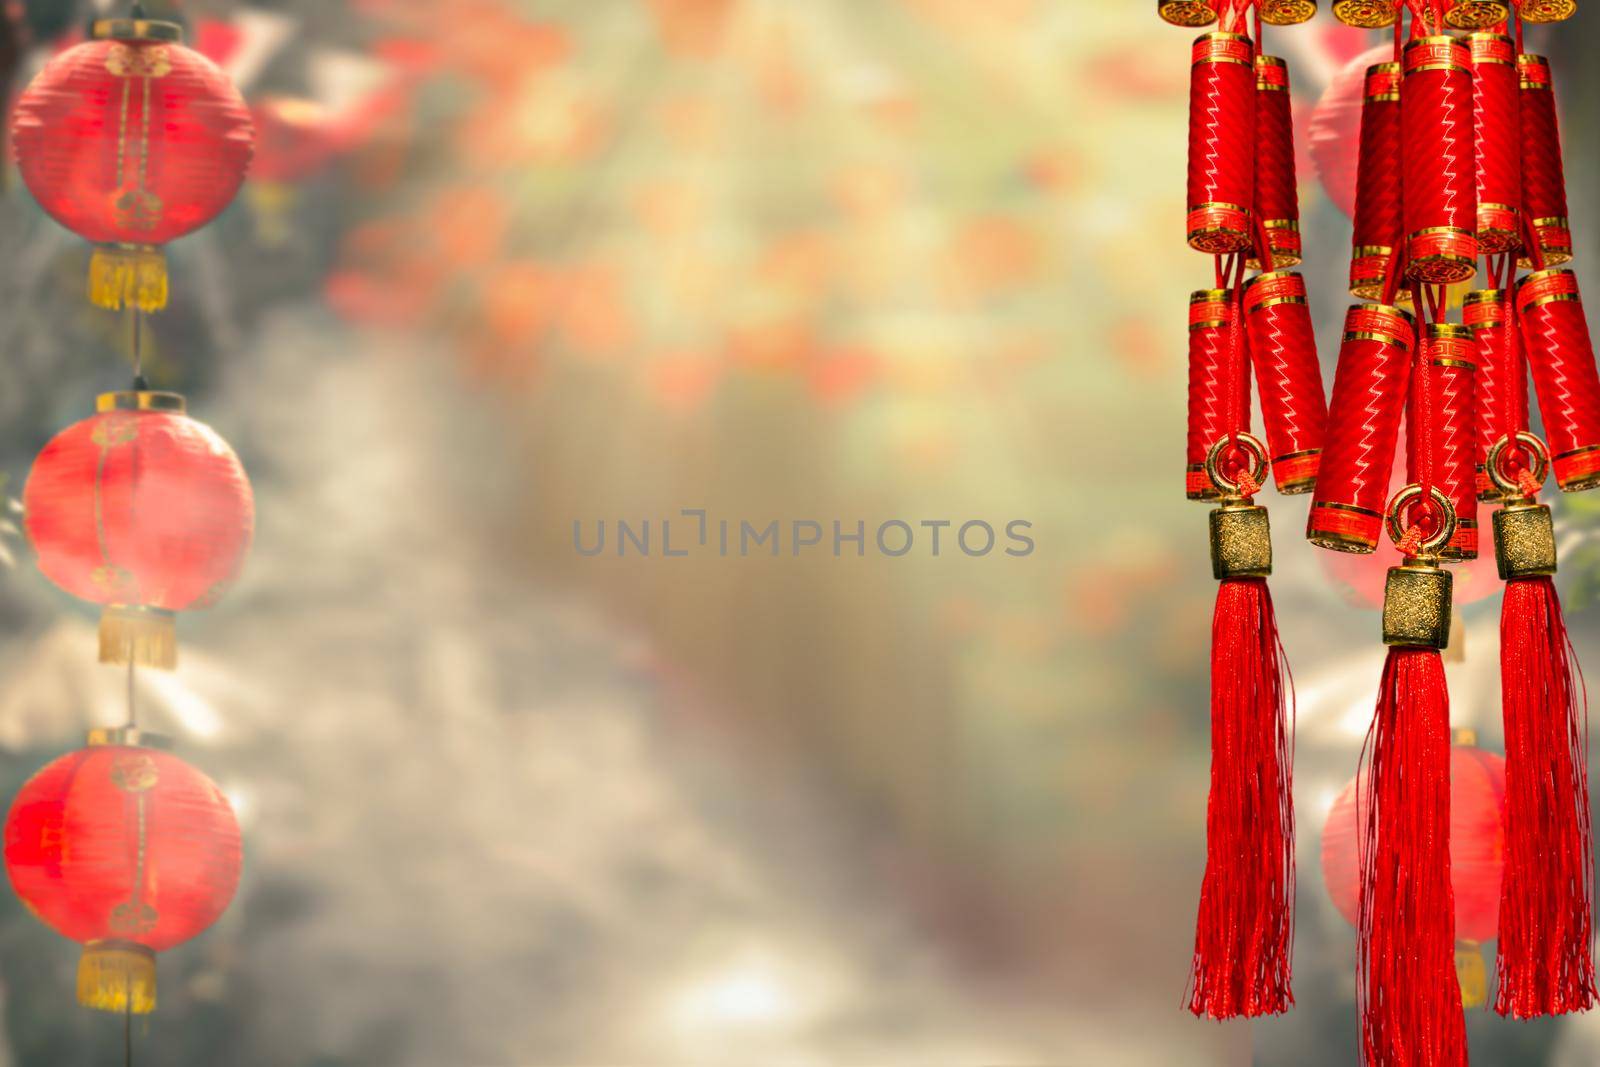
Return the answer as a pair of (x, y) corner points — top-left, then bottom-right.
(99, 605), (177, 670)
(78, 941), (156, 1014)
(1457, 940), (1489, 1008)
(247, 181), (298, 247)
(89, 245), (168, 313)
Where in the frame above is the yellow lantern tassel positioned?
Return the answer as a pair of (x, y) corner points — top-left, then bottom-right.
(99, 605), (177, 670)
(247, 181), (298, 247)
(1456, 939), (1488, 1009)
(89, 246), (168, 313)
(78, 942), (157, 1014)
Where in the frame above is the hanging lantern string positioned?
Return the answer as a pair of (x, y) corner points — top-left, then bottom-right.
(125, 660), (137, 730)
(127, 308), (146, 386)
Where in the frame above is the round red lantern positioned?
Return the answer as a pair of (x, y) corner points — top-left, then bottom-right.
(11, 17), (254, 311)
(1321, 737), (1506, 1005)
(4, 730), (242, 1013)
(247, 95), (334, 245)
(1308, 44), (1392, 218)
(23, 391), (254, 669)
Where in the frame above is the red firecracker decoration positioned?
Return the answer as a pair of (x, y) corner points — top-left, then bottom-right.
(1401, 36), (1477, 284)
(23, 391), (254, 670)
(11, 17), (253, 311)
(1186, 32), (1256, 253)
(1518, 269), (1600, 491)
(1517, 55), (1572, 269)
(1251, 56), (1300, 269)
(1186, 288), (1251, 500)
(1169, 4), (1321, 1020)
(4, 733), (242, 1013)
(1465, 289), (1524, 499)
(1408, 324), (1479, 561)
(1308, 304), (1413, 552)
(1350, 62), (1401, 299)
(1243, 271), (1325, 492)
(1468, 33), (1520, 254)
(1321, 739), (1507, 1008)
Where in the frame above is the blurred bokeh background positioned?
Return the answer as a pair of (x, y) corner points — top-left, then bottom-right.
(0, 1), (1598, 1064)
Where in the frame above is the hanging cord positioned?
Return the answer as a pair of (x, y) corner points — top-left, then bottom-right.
(1227, 253), (1252, 467)
(1410, 282), (1439, 538)
(130, 309), (147, 390)
(125, 660), (137, 730)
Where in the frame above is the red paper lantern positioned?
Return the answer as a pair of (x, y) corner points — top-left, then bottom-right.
(4, 732), (242, 1013)
(1312, 45), (1401, 219)
(11, 17), (253, 311)
(23, 391), (253, 669)
(247, 95), (334, 245)
(249, 96), (334, 185)
(1321, 742), (1506, 1002)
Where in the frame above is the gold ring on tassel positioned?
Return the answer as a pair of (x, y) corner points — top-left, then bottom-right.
(1204, 432), (1270, 499)
(1486, 431), (1551, 498)
(1386, 484), (1458, 557)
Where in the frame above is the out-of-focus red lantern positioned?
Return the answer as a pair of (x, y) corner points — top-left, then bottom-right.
(23, 392), (254, 670)
(11, 17), (254, 311)
(248, 95), (334, 244)
(1307, 44), (1391, 217)
(4, 731), (242, 1013)
(250, 96), (334, 185)
(1321, 738), (1506, 1006)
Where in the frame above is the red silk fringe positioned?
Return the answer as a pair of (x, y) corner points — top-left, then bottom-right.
(1496, 576), (1597, 1018)
(1188, 576), (1295, 1019)
(1358, 648), (1466, 1067)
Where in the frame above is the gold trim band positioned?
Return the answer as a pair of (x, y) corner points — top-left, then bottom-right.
(96, 391), (186, 414)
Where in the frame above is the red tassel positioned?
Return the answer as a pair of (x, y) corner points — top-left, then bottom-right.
(1496, 575), (1597, 1017)
(1358, 648), (1466, 1066)
(1187, 576), (1294, 1018)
